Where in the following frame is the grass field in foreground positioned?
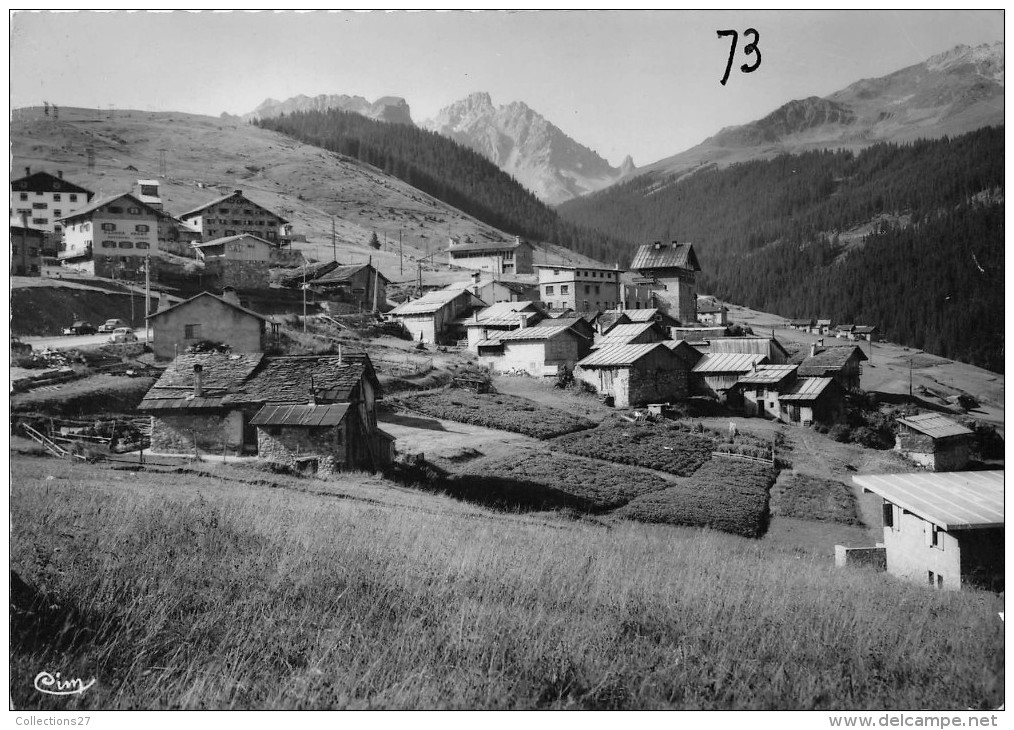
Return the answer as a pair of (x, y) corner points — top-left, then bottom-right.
(9, 456), (1003, 710)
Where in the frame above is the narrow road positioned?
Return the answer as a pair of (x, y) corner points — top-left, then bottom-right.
(22, 328), (149, 351)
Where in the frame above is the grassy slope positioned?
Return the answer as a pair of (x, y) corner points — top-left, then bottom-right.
(10, 456), (1003, 710)
(11, 106), (604, 286)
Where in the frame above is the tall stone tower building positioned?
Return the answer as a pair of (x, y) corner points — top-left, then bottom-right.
(630, 240), (701, 324)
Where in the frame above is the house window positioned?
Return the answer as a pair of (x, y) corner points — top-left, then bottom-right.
(53, 194), (61, 202)
(136, 224), (150, 232)
(69, 194), (78, 202)
(128, 207), (141, 215)
(585, 285), (591, 294)
(101, 240), (117, 248)
(19, 193), (27, 201)
(924, 523), (944, 551)
(136, 242), (150, 250)
(553, 269), (560, 275)
(54, 209), (62, 217)
(16, 208), (30, 215)
(224, 230), (236, 236)
(108, 206), (123, 214)
(32, 218), (47, 225)
(184, 324), (202, 339)
(545, 285), (554, 296)
(561, 285), (569, 295)
(32, 202), (47, 209)
(595, 285), (600, 294)
(118, 241), (133, 249)
(101, 223), (116, 231)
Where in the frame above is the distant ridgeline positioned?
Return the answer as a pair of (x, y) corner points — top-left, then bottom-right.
(254, 109), (627, 265)
(557, 126), (1004, 373)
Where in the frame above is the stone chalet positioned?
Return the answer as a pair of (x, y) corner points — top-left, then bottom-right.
(793, 344), (868, 392)
(179, 189), (289, 243)
(894, 413), (975, 472)
(697, 300), (729, 326)
(192, 233), (304, 290)
(308, 263), (391, 312)
(629, 241), (701, 324)
(139, 352), (394, 472)
(853, 471), (1003, 591)
(460, 301), (545, 351)
(477, 323), (588, 377)
(147, 290), (279, 360)
(575, 343), (691, 408)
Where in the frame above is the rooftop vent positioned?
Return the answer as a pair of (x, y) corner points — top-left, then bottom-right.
(653, 241), (663, 250)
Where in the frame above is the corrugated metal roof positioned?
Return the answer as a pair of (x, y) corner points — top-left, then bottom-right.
(497, 325), (576, 342)
(136, 396), (227, 411)
(691, 353), (767, 374)
(630, 242), (701, 272)
(795, 345), (868, 374)
(476, 339), (504, 348)
(621, 308), (660, 322)
(250, 403), (350, 427)
(737, 364), (798, 385)
(592, 322), (659, 349)
(192, 233), (277, 249)
(388, 289), (475, 315)
(147, 291), (272, 323)
(778, 377), (835, 401)
(577, 343), (669, 368)
(853, 471), (1004, 530)
(459, 301), (540, 326)
(448, 239), (531, 253)
(897, 413), (974, 439)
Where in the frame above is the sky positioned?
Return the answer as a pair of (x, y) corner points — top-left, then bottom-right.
(9, 9), (1005, 166)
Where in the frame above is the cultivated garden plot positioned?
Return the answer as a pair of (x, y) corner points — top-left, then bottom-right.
(550, 420), (714, 477)
(390, 388), (597, 439)
(450, 452), (674, 512)
(769, 472), (864, 526)
(616, 458), (778, 538)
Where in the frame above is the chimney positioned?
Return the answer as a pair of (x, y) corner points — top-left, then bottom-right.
(337, 343), (343, 364)
(221, 287), (240, 306)
(157, 292), (171, 312)
(57, 170), (63, 179)
(518, 313), (527, 329)
(233, 189), (242, 196)
(671, 239), (678, 246)
(515, 235), (521, 245)
(810, 342), (818, 358)
(653, 241), (662, 250)
(193, 363), (204, 398)
(24, 166), (30, 177)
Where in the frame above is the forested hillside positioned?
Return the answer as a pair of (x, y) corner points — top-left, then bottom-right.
(558, 127), (1004, 372)
(256, 110), (627, 264)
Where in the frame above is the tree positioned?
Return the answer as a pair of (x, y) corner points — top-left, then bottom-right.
(368, 231), (381, 250)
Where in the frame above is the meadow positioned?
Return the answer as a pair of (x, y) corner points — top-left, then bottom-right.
(10, 455), (1004, 711)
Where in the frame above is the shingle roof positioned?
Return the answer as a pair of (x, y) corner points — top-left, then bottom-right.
(697, 302), (729, 315)
(179, 190), (289, 223)
(388, 289), (477, 316)
(795, 345), (868, 375)
(276, 260), (342, 287)
(147, 291), (272, 323)
(621, 308), (661, 322)
(630, 242), (701, 272)
(707, 337), (789, 359)
(737, 364), (798, 385)
(778, 377), (836, 401)
(313, 263), (391, 285)
(853, 325), (877, 334)
(597, 311), (631, 333)
(897, 413), (974, 440)
(460, 301), (540, 327)
(788, 318), (813, 326)
(577, 343), (671, 368)
(140, 353), (379, 409)
(691, 353), (767, 374)
(250, 403), (351, 427)
(853, 471), (1004, 530)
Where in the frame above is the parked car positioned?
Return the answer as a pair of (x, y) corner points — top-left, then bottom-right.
(98, 318), (127, 333)
(110, 327), (138, 343)
(62, 321), (97, 335)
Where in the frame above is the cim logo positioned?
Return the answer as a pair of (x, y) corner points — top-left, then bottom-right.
(34, 671), (96, 696)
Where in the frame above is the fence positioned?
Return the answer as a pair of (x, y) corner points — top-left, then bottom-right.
(711, 450), (775, 466)
(373, 356), (434, 377)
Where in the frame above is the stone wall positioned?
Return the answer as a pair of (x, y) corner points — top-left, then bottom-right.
(257, 424), (345, 476)
(627, 359), (688, 406)
(150, 412), (243, 455)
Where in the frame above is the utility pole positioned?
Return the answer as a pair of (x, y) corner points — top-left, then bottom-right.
(302, 265), (307, 333)
(19, 213), (29, 275)
(399, 229), (403, 276)
(909, 357), (913, 397)
(144, 254), (151, 343)
(331, 217), (336, 262)
(417, 261), (422, 297)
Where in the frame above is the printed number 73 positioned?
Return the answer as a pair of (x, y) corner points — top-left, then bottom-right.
(717, 28), (761, 86)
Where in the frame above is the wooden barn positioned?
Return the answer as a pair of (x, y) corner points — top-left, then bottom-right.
(691, 353), (768, 400)
(776, 377), (845, 427)
(794, 344), (868, 392)
(894, 413), (974, 471)
(853, 471), (1003, 591)
(575, 343), (690, 408)
(592, 321), (668, 350)
(733, 364), (798, 419)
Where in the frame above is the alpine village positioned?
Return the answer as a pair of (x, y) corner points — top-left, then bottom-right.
(10, 38), (1004, 712)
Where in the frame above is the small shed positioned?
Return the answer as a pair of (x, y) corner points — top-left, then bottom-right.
(895, 413), (974, 471)
(787, 318), (813, 331)
(575, 342), (690, 408)
(776, 377), (844, 426)
(812, 319), (833, 335)
(853, 471), (1003, 591)
(734, 364), (798, 418)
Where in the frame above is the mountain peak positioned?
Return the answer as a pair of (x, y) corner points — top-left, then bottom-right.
(240, 94), (414, 125)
